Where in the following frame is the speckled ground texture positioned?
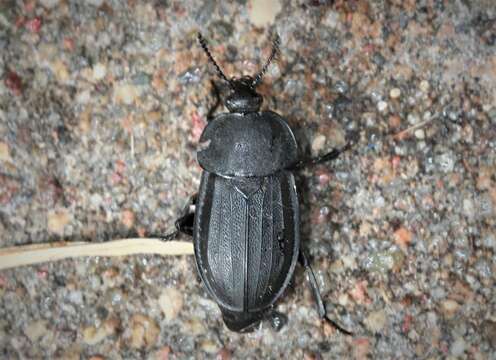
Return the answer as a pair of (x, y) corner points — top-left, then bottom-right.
(1, 0), (496, 359)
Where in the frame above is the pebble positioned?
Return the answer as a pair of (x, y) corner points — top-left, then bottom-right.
(419, 80), (430, 92)
(114, 84), (139, 105)
(92, 63), (106, 81)
(248, 0), (281, 27)
(0, 142), (11, 162)
(364, 250), (404, 273)
(394, 227), (413, 249)
(130, 314), (160, 349)
(441, 299), (460, 318)
(158, 287), (184, 321)
(377, 101), (388, 112)
(47, 209), (71, 235)
(200, 339), (218, 354)
(407, 113), (420, 125)
(389, 88), (401, 99)
(51, 60), (70, 83)
(83, 317), (119, 345)
(450, 337), (466, 357)
(120, 210), (135, 229)
(311, 134), (326, 153)
(414, 129), (425, 139)
(364, 309), (387, 333)
(24, 320), (48, 342)
(438, 152), (456, 172)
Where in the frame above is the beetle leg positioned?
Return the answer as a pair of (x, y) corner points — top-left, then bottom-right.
(206, 80), (222, 122)
(161, 194), (197, 241)
(299, 249), (353, 336)
(174, 194), (197, 236)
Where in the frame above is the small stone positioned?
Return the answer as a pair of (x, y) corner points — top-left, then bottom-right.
(450, 337), (466, 356)
(407, 113), (420, 125)
(248, 0), (282, 27)
(158, 287), (183, 321)
(25, 320), (48, 342)
(394, 227), (413, 249)
(441, 299), (459, 318)
(130, 314), (160, 349)
(4, 71), (23, 96)
(352, 338), (370, 359)
(0, 142), (11, 162)
(364, 250), (404, 273)
(311, 134), (326, 153)
(377, 101), (388, 112)
(414, 129), (425, 139)
(389, 88), (401, 99)
(82, 318), (119, 345)
(48, 209), (71, 235)
(114, 84), (138, 105)
(92, 63), (106, 81)
(482, 233), (496, 249)
(364, 309), (387, 333)
(388, 115), (401, 128)
(437, 152), (455, 173)
(216, 348), (232, 360)
(419, 80), (430, 92)
(182, 318), (206, 335)
(200, 339), (218, 354)
(52, 59), (70, 83)
(121, 210), (135, 229)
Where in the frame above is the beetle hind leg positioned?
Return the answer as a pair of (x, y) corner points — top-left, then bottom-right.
(299, 249), (353, 336)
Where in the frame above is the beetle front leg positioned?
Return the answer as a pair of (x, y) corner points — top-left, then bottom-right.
(299, 248), (353, 335)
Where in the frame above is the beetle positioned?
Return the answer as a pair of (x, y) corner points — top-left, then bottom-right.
(165, 33), (352, 334)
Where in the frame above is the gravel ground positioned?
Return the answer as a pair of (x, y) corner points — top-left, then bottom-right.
(1, 0), (495, 359)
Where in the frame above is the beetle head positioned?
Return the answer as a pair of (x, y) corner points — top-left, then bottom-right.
(225, 76), (262, 113)
(198, 32), (280, 114)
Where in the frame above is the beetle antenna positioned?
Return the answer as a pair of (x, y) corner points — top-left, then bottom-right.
(253, 33), (280, 87)
(198, 33), (230, 84)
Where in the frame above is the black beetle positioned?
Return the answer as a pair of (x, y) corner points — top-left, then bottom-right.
(166, 33), (352, 334)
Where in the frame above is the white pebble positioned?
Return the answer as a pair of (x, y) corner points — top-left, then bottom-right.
(414, 129), (425, 139)
(92, 63), (107, 81)
(311, 134), (326, 153)
(419, 80), (430, 92)
(159, 288), (183, 321)
(377, 101), (388, 112)
(407, 113), (420, 125)
(389, 88), (401, 99)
